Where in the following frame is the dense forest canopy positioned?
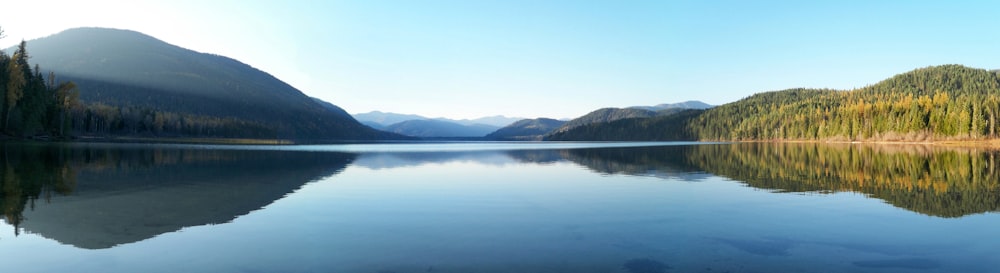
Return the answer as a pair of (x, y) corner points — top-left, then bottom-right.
(549, 65), (1000, 141)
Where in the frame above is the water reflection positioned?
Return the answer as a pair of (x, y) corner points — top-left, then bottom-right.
(0, 143), (355, 248)
(683, 143), (1000, 217)
(2, 141), (998, 251)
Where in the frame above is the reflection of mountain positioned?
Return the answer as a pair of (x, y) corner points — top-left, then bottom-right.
(684, 143), (1000, 218)
(1, 144), (355, 249)
(352, 149), (570, 169)
(561, 146), (712, 181)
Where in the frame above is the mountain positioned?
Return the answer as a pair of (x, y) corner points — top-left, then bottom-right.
(383, 119), (499, 138)
(353, 111), (522, 128)
(550, 108), (659, 134)
(629, 100), (713, 111)
(547, 65), (1000, 142)
(352, 111), (428, 127)
(353, 111), (521, 137)
(440, 115), (522, 127)
(486, 118), (566, 140)
(15, 27), (396, 140)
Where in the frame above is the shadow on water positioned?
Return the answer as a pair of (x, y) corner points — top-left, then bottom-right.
(0, 142), (356, 249)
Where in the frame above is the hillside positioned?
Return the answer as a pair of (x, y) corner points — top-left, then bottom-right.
(551, 108), (659, 134)
(486, 118), (566, 140)
(14, 27), (397, 140)
(548, 65), (1000, 142)
(384, 119), (498, 138)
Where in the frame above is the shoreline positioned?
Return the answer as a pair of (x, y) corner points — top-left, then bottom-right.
(737, 139), (1000, 149)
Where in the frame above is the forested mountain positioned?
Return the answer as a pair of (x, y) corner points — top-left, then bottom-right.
(549, 65), (1000, 142)
(486, 118), (566, 140)
(383, 119), (499, 138)
(7, 27), (397, 140)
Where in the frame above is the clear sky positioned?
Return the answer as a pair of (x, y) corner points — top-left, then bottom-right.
(3, 1), (999, 119)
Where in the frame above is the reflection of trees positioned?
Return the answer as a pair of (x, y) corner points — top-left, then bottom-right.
(1, 144), (77, 235)
(559, 143), (1000, 217)
(684, 143), (1000, 218)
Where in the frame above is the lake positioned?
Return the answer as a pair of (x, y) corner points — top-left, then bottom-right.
(1, 141), (998, 273)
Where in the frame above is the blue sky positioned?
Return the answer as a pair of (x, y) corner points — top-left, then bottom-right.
(3, 1), (999, 119)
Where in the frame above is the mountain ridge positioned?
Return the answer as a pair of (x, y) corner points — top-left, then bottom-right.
(13, 27), (398, 140)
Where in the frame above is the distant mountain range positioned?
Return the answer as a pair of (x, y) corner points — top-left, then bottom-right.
(356, 101), (712, 139)
(13, 27), (399, 140)
(353, 111), (522, 138)
(383, 119), (500, 138)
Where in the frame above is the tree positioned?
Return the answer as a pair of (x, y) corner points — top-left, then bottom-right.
(4, 41), (27, 132)
(53, 81), (79, 136)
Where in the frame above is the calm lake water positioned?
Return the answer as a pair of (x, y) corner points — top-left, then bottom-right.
(1, 142), (998, 273)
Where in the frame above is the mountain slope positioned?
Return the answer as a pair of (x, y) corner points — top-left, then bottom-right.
(19, 27), (395, 140)
(551, 108), (659, 134)
(486, 118), (566, 140)
(384, 119), (499, 138)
